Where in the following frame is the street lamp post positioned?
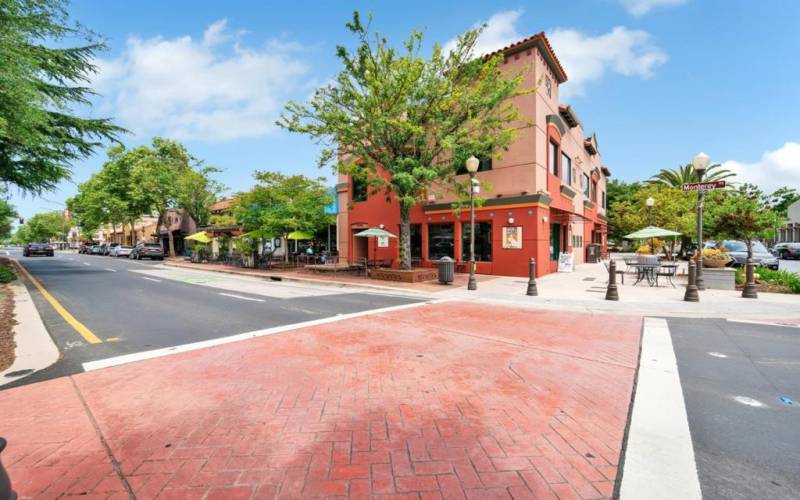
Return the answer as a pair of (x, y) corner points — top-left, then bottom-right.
(465, 156), (480, 291)
(692, 152), (710, 291)
(646, 196), (655, 254)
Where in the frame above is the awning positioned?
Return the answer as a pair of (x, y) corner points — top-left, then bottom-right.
(354, 228), (397, 238)
(287, 231), (314, 240)
(185, 231), (211, 243)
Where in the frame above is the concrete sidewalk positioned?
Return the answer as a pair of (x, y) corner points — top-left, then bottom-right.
(0, 301), (642, 499)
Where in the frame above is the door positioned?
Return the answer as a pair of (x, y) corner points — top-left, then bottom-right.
(550, 224), (560, 260)
(351, 230), (368, 262)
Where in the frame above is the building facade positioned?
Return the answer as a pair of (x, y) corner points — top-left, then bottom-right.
(335, 33), (611, 277)
(776, 200), (800, 243)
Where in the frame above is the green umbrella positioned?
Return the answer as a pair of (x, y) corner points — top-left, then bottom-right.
(287, 231), (314, 240)
(624, 226), (682, 240)
(354, 228), (397, 238)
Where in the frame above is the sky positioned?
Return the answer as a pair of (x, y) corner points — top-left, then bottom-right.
(9, 0), (800, 220)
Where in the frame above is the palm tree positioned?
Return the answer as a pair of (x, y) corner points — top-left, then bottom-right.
(648, 163), (735, 187)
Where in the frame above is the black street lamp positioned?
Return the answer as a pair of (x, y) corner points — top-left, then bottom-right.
(692, 152), (710, 291)
(465, 156), (480, 291)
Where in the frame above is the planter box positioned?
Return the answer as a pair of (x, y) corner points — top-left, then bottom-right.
(703, 267), (736, 290)
(369, 268), (438, 283)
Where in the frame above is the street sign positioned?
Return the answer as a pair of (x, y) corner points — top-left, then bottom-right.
(681, 180), (726, 192)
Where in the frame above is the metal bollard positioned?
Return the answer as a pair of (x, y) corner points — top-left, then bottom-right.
(526, 258), (538, 296)
(684, 260), (700, 302)
(605, 259), (619, 301)
(742, 257), (758, 299)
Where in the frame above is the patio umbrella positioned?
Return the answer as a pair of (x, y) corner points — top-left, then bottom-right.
(185, 231), (211, 243)
(287, 231), (314, 240)
(355, 228), (397, 265)
(624, 226), (681, 239)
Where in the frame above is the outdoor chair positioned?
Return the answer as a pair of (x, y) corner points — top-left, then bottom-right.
(655, 264), (678, 287)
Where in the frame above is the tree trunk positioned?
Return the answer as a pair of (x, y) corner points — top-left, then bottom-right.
(111, 222), (117, 243)
(130, 220), (136, 245)
(399, 205), (411, 270)
(284, 233), (289, 263)
(168, 230), (176, 258)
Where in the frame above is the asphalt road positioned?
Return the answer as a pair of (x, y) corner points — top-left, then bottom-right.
(668, 317), (800, 499)
(4, 249), (424, 388)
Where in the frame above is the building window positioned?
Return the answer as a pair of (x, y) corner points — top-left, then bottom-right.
(582, 173), (590, 197)
(561, 153), (572, 185)
(549, 141), (559, 176)
(461, 221), (492, 262)
(601, 191), (606, 209)
(456, 157), (492, 175)
(428, 223), (454, 260)
(591, 180), (598, 202)
(352, 176), (367, 202)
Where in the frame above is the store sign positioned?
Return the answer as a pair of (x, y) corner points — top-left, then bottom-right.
(377, 236), (389, 248)
(558, 252), (574, 272)
(681, 180), (726, 192)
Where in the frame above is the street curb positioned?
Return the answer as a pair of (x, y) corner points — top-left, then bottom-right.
(618, 317), (701, 499)
(0, 266), (60, 387)
(163, 260), (432, 297)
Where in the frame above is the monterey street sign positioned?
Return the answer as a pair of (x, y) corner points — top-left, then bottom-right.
(681, 180), (726, 192)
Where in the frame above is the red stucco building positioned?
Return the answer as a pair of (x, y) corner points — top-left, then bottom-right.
(336, 32), (610, 277)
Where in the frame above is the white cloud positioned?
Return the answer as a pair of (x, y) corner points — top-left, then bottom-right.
(93, 19), (310, 142)
(443, 11), (667, 100)
(443, 9), (524, 57)
(722, 142), (800, 194)
(619, 0), (687, 17)
(548, 27), (667, 99)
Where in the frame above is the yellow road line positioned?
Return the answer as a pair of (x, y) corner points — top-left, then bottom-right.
(13, 260), (102, 344)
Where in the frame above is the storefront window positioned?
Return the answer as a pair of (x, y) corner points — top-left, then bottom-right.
(461, 222), (492, 262)
(410, 224), (422, 260)
(428, 223), (454, 260)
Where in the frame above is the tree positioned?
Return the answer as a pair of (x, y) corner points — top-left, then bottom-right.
(176, 166), (224, 229)
(763, 186), (799, 217)
(707, 190), (783, 259)
(278, 12), (527, 269)
(0, 197), (16, 240)
(234, 172), (333, 262)
(0, 0), (124, 193)
(648, 163), (734, 187)
(605, 179), (642, 243)
(15, 211), (69, 243)
(608, 185), (696, 251)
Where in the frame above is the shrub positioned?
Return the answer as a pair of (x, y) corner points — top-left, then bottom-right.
(754, 267), (800, 293)
(0, 266), (17, 284)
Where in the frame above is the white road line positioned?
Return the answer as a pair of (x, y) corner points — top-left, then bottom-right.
(727, 318), (800, 328)
(620, 317), (701, 499)
(105, 268), (118, 273)
(142, 277), (161, 282)
(218, 292), (265, 302)
(83, 262), (90, 266)
(83, 299), (446, 372)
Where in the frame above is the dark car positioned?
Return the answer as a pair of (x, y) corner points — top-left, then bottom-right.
(773, 242), (800, 260)
(23, 242), (54, 257)
(707, 240), (779, 270)
(132, 242), (164, 260)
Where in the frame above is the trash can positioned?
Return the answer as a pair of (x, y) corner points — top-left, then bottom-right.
(586, 244), (600, 263)
(438, 256), (455, 284)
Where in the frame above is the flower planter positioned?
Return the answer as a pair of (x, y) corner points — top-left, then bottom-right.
(703, 267), (736, 290)
(702, 258), (730, 268)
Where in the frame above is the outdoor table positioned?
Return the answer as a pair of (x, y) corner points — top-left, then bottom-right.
(630, 263), (658, 286)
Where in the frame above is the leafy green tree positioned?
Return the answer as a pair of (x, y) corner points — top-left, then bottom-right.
(0, 197), (17, 240)
(606, 179), (642, 243)
(707, 190), (783, 259)
(234, 172), (333, 262)
(278, 12), (527, 269)
(176, 166), (224, 229)
(15, 210), (69, 243)
(0, 0), (124, 193)
(648, 163), (734, 187)
(763, 186), (799, 217)
(609, 185), (696, 251)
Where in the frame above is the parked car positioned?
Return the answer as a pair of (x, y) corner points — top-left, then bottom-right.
(23, 242), (54, 257)
(706, 240), (779, 270)
(110, 245), (134, 258)
(78, 241), (95, 254)
(103, 242), (120, 256)
(131, 242), (164, 260)
(773, 242), (800, 260)
(90, 244), (104, 255)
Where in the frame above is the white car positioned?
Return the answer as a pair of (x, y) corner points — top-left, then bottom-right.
(110, 245), (134, 258)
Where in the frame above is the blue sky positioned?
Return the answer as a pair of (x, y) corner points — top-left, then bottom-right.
(10, 0), (800, 220)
